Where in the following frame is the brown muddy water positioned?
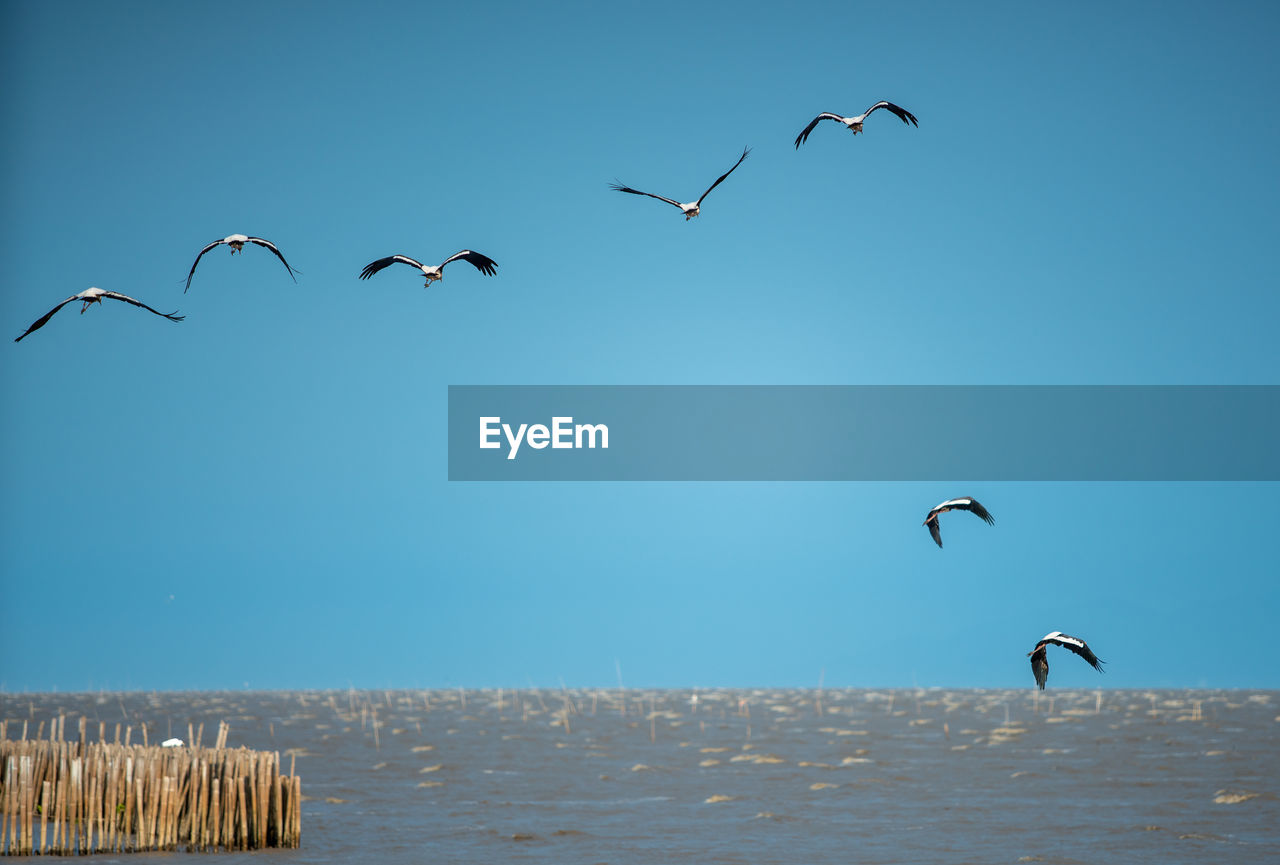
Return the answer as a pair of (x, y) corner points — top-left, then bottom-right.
(1, 688), (1276, 863)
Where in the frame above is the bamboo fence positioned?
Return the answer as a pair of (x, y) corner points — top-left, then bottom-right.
(0, 719), (300, 855)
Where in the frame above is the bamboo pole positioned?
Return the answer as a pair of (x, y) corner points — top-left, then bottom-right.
(18, 756), (29, 855)
(272, 773), (283, 848)
(1, 755), (10, 855)
(105, 755), (118, 854)
(71, 756), (82, 855)
(260, 754), (270, 847)
(292, 775), (301, 846)
(236, 775), (248, 850)
(136, 760), (147, 851)
(53, 753), (64, 854)
(15, 758), (24, 856)
(85, 755), (96, 854)
(39, 781), (49, 855)
(209, 778), (221, 851)
(222, 759), (234, 849)
(122, 756), (134, 853)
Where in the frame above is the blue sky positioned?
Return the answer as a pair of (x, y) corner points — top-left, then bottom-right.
(2, 1), (1277, 691)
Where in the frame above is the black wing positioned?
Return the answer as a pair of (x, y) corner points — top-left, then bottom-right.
(926, 517), (943, 548)
(14, 295), (80, 342)
(609, 182), (684, 210)
(1030, 645), (1049, 690)
(695, 147), (750, 206)
(794, 113), (845, 149)
(99, 291), (185, 322)
(247, 237), (298, 283)
(865, 101), (918, 127)
(184, 238), (227, 293)
(359, 255), (425, 280)
(440, 250), (498, 276)
(961, 498), (995, 525)
(1045, 634), (1105, 673)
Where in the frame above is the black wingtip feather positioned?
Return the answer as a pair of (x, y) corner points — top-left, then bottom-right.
(967, 499), (995, 525)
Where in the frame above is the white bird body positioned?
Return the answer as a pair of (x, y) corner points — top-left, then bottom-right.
(359, 250), (498, 288)
(15, 288), (185, 342)
(842, 110), (881, 132)
(78, 287), (111, 305)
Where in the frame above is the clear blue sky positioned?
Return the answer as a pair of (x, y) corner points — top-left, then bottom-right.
(2, 1), (1277, 692)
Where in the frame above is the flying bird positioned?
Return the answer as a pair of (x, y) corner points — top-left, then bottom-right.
(15, 288), (185, 342)
(185, 234), (297, 292)
(358, 250), (498, 288)
(1028, 632), (1105, 690)
(610, 147), (750, 220)
(923, 497), (994, 548)
(794, 101), (918, 148)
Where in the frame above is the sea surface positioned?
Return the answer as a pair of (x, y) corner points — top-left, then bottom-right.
(1, 688), (1276, 864)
